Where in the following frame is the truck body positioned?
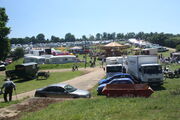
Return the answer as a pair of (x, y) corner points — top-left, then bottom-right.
(105, 57), (126, 77)
(106, 57), (124, 65)
(127, 55), (163, 86)
(141, 48), (157, 55)
(6, 62), (39, 80)
(24, 55), (46, 64)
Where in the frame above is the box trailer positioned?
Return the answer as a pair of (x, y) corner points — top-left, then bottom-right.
(6, 62), (39, 80)
(49, 55), (77, 64)
(127, 55), (163, 86)
(105, 57), (126, 77)
(24, 55), (46, 64)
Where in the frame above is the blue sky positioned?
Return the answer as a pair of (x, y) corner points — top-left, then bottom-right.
(1, 0), (180, 39)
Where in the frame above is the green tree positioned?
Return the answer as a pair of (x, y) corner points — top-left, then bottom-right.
(12, 47), (25, 60)
(51, 35), (60, 43)
(82, 35), (87, 41)
(102, 32), (108, 40)
(89, 35), (95, 41)
(125, 32), (135, 39)
(96, 33), (101, 40)
(0, 8), (10, 60)
(65, 33), (75, 42)
(111, 32), (116, 41)
(36, 33), (45, 43)
(135, 32), (145, 40)
(176, 44), (180, 51)
(30, 36), (36, 44)
(116, 33), (124, 39)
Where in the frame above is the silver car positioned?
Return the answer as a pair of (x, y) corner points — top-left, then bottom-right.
(35, 83), (91, 98)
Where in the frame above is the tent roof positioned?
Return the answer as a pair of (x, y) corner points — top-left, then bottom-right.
(70, 46), (82, 50)
(104, 42), (125, 47)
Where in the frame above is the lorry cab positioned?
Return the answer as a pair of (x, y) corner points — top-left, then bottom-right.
(106, 64), (126, 77)
(139, 64), (163, 86)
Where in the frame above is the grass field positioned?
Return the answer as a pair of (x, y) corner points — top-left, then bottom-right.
(0, 71), (84, 106)
(6, 58), (24, 70)
(20, 63), (180, 120)
(20, 78), (180, 120)
(0, 71), (84, 95)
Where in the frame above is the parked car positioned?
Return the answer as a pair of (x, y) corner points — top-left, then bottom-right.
(0, 64), (6, 71)
(35, 83), (91, 98)
(97, 78), (134, 95)
(98, 73), (134, 85)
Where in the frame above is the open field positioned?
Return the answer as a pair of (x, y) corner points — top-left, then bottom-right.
(1, 48), (180, 120)
(0, 71), (84, 100)
(20, 63), (180, 120)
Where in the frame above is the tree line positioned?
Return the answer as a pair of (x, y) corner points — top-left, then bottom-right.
(11, 32), (180, 48)
(1, 7), (180, 61)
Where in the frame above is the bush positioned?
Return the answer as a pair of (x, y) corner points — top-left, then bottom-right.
(11, 47), (25, 60)
(176, 44), (180, 51)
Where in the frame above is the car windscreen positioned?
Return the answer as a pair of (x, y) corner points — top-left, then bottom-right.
(143, 66), (162, 74)
(64, 85), (77, 92)
(107, 66), (122, 73)
(110, 80), (133, 84)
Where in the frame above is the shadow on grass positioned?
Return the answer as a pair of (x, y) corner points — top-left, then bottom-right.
(151, 86), (166, 91)
(14, 78), (33, 83)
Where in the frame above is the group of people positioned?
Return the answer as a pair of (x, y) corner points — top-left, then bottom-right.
(159, 53), (180, 64)
(89, 56), (97, 67)
(1, 78), (16, 102)
(72, 64), (78, 71)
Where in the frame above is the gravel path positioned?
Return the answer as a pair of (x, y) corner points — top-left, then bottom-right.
(0, 67), (104, 102)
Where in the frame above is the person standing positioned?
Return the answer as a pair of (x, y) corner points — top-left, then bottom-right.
(1, 78), (16, 102)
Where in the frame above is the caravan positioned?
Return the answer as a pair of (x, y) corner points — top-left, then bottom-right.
(49, 55), (77, 64)
(24, 55), (46, 64)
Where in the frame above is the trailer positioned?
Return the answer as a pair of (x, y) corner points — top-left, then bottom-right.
(49, 55), (77, 64)
(106, 56), (124, 65)
(6, 62), (39, 80)
(102, 84), (154, 98)
(127, 55), (163, 86)
(24, 55), (46, 64)
(141, 48), (157, 55)
(105, 57), (126, 77)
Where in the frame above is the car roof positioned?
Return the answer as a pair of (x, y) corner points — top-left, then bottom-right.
(17, 62), (38, 66)
(111, 78), (132, 81)
(112, 73), (131, 76)
(110, 78), (134, 83)
(48, 83), (68, 88)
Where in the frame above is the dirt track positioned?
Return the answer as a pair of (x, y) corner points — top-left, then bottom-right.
(0, 67), (105, 120)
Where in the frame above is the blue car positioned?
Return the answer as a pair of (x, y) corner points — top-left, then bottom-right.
(97, 78), (134, 95)
(98, 73), (134, 85)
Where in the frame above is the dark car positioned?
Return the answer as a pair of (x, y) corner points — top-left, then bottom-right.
(98, 73), (134, 85)
(6, 62), (39, 80)
(97, 78), (134, 95)
(35, 83), (91, 98)
(0, 65), (6, 71)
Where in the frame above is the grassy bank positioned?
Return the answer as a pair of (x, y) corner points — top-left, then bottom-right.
(0, 71), (84, 95)
(20, 65), (180, 120)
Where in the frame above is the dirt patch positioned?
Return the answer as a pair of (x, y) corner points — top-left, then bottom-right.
(0, 97), (72, 120)
(0, 67), (105, 120)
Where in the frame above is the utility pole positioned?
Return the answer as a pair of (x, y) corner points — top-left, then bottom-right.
(84, 39), (87, 69)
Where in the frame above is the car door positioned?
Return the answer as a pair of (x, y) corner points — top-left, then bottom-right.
(54, 87), (69, 98)
(43, 87), (58, 97)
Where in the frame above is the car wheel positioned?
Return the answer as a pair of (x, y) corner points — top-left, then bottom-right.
(73, 95), (79, 98)
(40, 95), (47, 97)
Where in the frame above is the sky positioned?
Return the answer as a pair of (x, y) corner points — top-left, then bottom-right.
(1, 0), (180, 39)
